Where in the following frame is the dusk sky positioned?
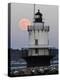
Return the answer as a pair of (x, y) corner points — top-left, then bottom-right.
(10, 3), (58, 49)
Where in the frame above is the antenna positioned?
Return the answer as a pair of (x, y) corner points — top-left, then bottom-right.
(34, 4), (35, 20)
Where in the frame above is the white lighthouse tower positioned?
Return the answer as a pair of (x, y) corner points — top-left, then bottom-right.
(27, 9), (50, 66)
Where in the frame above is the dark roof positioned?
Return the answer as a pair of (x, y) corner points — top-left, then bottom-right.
(35, 9), (42, 16)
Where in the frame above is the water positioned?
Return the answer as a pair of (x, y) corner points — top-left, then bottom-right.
(10, 58), (27, 70)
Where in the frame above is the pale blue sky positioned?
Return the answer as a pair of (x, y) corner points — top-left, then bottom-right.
(10, 3), (58, 49)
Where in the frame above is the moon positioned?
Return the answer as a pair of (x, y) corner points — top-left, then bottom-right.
(19, 18), (31, 30)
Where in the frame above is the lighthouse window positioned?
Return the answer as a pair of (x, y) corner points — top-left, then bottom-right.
(35, 39), (38, 45)
(35, 49), (38, 53)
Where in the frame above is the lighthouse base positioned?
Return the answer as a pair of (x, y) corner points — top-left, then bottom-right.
(23, 56), (50, 67)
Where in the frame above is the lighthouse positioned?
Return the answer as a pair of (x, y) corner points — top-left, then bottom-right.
(23, 9), (50, 67)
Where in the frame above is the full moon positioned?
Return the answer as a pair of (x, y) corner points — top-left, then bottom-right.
(19, 18), (31, 30)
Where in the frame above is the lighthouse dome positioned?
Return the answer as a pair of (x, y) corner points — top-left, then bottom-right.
(34, 9), (43, 23)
